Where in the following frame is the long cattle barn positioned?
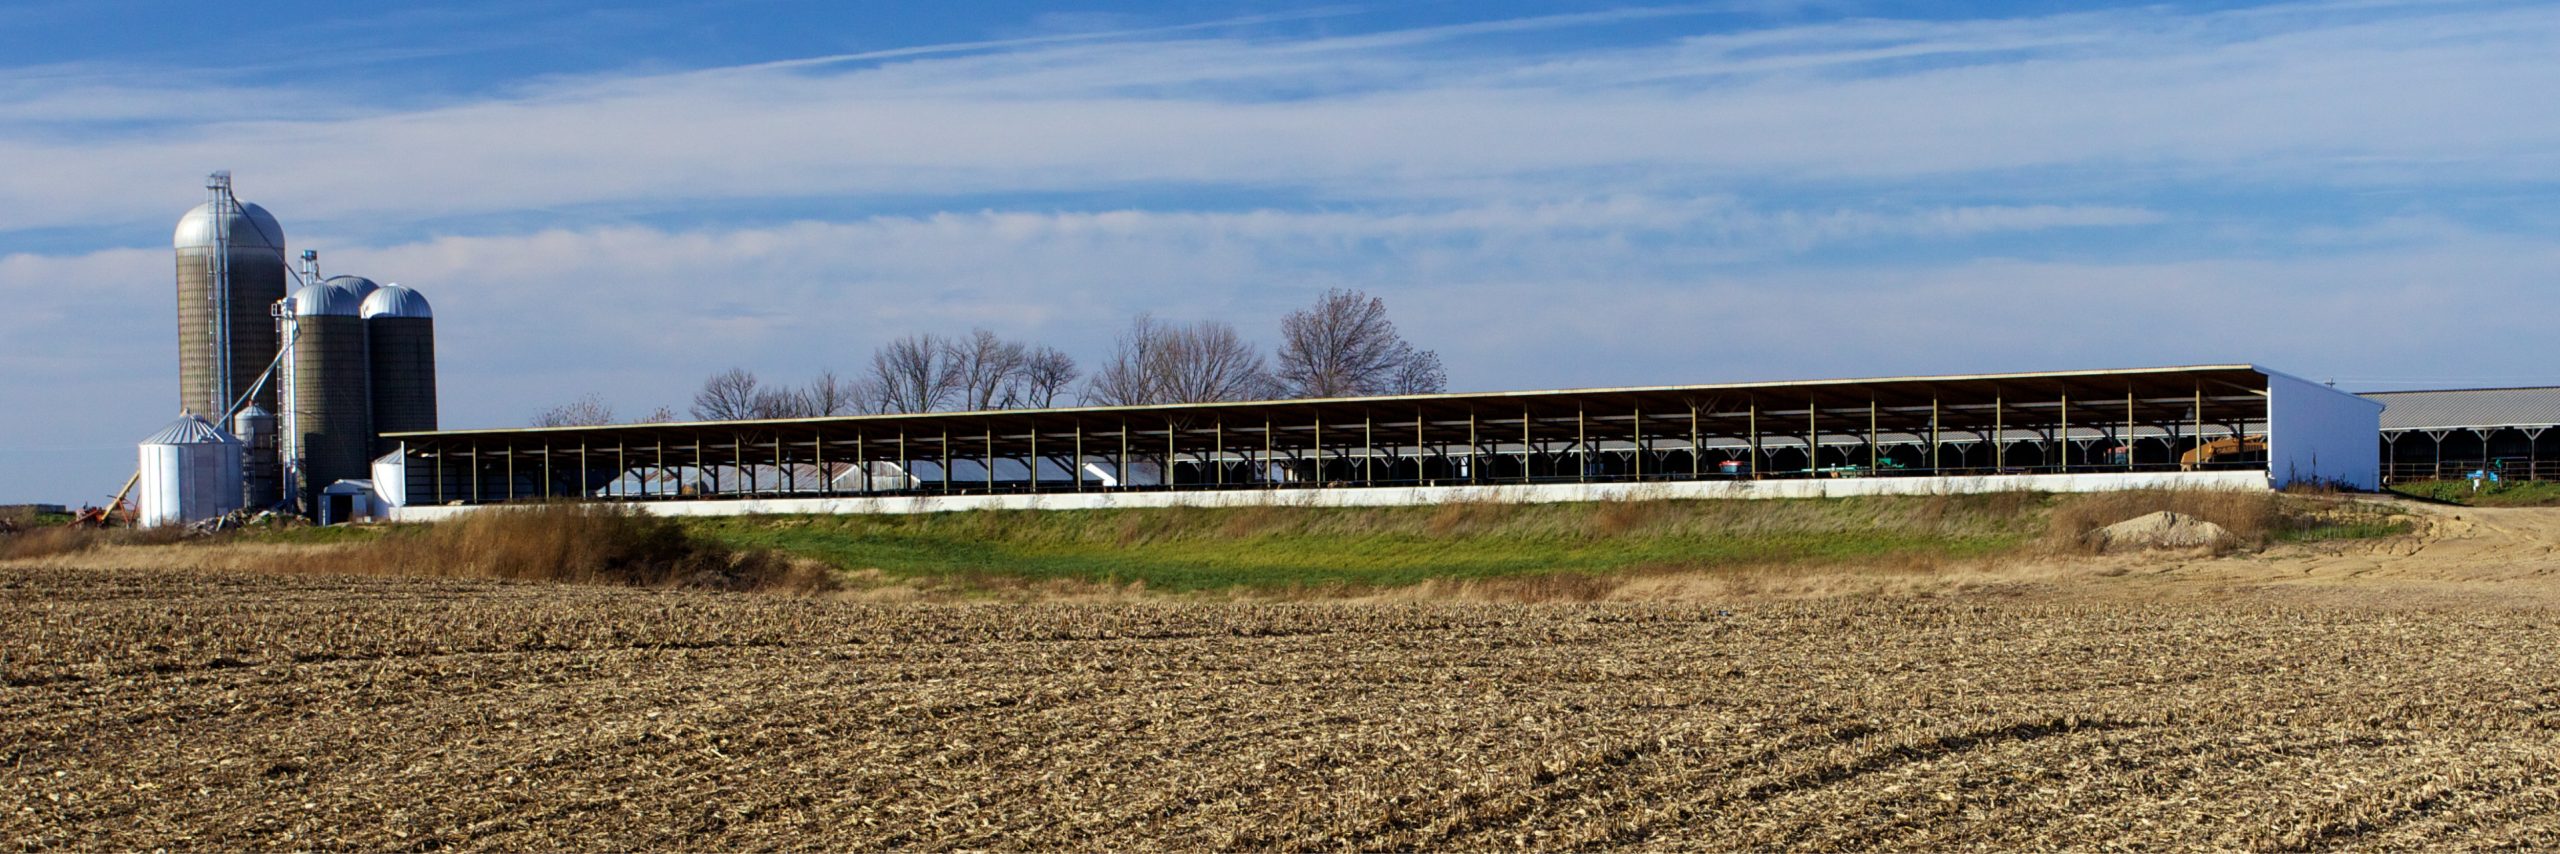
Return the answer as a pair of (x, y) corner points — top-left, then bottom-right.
(2366, 386), (2560, 484)
(379, 364), (2378, 521)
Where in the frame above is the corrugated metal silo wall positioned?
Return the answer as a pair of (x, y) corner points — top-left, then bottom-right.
(291, 316), (373, 501)
(175, 247), (288, 416)
(367, 316), (437, 456)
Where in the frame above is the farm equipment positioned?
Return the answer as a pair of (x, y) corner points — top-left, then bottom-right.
(2179, 436), (2268, 471)
(68, 472), (141, 528)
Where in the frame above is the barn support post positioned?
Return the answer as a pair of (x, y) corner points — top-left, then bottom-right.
(1748, 400), (1761, 480)
(1363, 412), (1375, 486)
(1576, 404), (1588, 483)
(1807, 397), (1818, 476)
(1416, 407), (1427, 484)
(2059, 389), (2071, 472)
(2195, 385), (2206, 467)
(1929, 396), (1941, 473)
(2384, 432), (2396, 483)
(1314, 414), (1325, 484)
(1632, 406), (1644, 481)
(1993, 393), (2004, 471)
(1522, 406), (1533, 483)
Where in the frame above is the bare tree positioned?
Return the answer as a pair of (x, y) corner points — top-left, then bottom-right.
(866, 334), (960, 414)
(1160, 319), (1272, 402)
(802, 368), (867, 416)
(1389, 349), (1447, 395)
(638, 406), (679, 423)
(1087, 313), (1271, 405)
(1018, 346), (1079, 409)
(751, 387), (814, 419)
(1085, 314), (1168, 406)
(945, 329), (1030, 411)
(532, 393), (616, 427)
(691, 368), (762, 421)
(1274, 288), (1441, 398)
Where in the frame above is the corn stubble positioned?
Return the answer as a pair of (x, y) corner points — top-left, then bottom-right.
(5, 568), (2558, 850)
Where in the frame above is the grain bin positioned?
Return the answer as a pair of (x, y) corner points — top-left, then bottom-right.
(360, 284), (436, 455)
(138, 413), (244, 528)
(173, 172), (288, 418)
(233, 402), (279, 510)
(281, 282), (372, 511)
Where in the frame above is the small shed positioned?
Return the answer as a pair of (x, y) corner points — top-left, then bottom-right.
(319, 479), (386, 525)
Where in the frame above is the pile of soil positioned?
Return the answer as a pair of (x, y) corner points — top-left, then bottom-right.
(2091, 510), (2230, 552)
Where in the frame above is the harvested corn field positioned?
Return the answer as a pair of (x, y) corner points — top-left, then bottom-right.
(6, 566), (2560, 850)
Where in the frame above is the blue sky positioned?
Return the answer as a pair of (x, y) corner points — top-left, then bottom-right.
(3, 0), (2558, 504)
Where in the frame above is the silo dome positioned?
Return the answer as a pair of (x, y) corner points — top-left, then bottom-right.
(173, 201), (286, 251)
(359, 284), (431, 319)
(324, 275), (380, 301)
(288, 282), (363, 317)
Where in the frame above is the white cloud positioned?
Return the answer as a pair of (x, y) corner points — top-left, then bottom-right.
(0, 1), (2554, 231)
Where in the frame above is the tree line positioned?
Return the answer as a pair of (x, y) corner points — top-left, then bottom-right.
(531, 288), (1447, 427)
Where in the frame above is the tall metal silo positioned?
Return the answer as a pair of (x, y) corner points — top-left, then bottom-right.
(173, 172), (288, 419)
(280, 283), (372, 511)
(361, 284), (437, 456)
(233, 402), (279, 510)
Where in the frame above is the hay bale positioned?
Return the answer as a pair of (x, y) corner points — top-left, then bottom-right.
(2091, 510), (2230, 552)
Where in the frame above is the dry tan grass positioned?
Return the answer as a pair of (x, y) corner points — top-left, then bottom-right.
(2042, 487), (2284, 554)
(4, 504), (829, 594)
(0, 523), (190, 561)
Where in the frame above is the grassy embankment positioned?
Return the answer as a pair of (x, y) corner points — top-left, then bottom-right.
(684, 489), (2402, 593)
(2392, 479), (2560, 507)
(4, 490), (2406, 595)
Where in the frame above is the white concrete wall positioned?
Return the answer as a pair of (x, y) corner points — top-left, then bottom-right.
(2265, 369), (2383, 490)
(393, 469), (2267, 522)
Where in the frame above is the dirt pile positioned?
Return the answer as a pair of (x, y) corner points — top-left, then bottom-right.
(2089, 510), (2230, 552)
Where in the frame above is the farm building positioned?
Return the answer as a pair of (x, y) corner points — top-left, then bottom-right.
(380, 364), (2378, 521)
(2366, 387), (2560, 484)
